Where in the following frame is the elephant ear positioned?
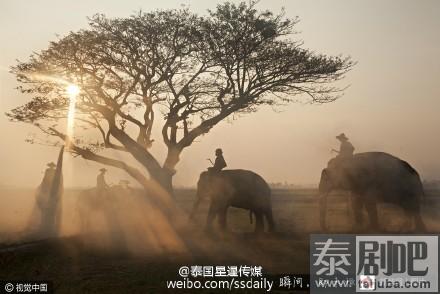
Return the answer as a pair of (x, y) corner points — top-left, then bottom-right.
(200, 171), (210, 181)
(351, 167), (373, 187)
(320, 169), (329, 179)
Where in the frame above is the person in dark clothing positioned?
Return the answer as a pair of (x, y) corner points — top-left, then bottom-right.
(40, 162), (56, 195)
(35, 162), (56, 214)
(97, 168), (110, 197)
(329, 133), (355, 170)
(208, 148), (227, 172)
(333, 133), (355, 159)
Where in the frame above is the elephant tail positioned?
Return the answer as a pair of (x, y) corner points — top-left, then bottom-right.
(418, 180), (426, 204)
(249, 211), (253, 224)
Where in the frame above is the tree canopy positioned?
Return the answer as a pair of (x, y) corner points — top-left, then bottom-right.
(8, 2), (354, 194)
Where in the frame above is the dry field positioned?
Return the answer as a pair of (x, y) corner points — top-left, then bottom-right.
(0, 187), (439, 293)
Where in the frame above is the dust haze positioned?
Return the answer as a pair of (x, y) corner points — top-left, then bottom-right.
(0, 1), (439, 292)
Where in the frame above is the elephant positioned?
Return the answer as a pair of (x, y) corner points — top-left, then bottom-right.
(76, 186), (127, 234)
(318, 152), (426, 231)
(190, 169), (275, 233)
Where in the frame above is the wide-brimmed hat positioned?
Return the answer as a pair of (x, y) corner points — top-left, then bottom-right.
(47, 162), (56, 167)
(336, 133), (348, 141)
(99, 168), (107, 172)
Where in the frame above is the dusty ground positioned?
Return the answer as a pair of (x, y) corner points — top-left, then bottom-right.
(0, 188), (439, 293)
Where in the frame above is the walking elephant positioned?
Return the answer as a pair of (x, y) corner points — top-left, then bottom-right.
(190, 169), (275, 233)
(76, 186), (127, 234)
(319, 152), (426, 231)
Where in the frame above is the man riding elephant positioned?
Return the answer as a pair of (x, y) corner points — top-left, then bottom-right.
(190, 169), (275, 233)
(330, 133), (355, 170)
(208, 148), (227, 173)
(319, 151), (426, 232)
(332, 133), (355, 159)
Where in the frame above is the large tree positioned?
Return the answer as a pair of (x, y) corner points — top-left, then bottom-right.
(8, 2), (353, 198)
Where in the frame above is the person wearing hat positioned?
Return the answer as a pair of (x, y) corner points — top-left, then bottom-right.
(97, 168), (110, 196)
(29, 162), (58, 233)
(333, 133), (355, 159)
(33, 162), (57, 215)
(40, 162), (57, 194)
(208, 148), (227, 173)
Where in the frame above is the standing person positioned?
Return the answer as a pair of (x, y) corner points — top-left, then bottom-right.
(34, 162), (57, 215)
(208, 148), (227, 172)
(97, 168), (110, 197)
(28, 157), (63, 237)
(40, 162), (56, 195)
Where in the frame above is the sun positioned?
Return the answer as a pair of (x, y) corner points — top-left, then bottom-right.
(66, 84), (80, 97)
(66, 84), (80, 142)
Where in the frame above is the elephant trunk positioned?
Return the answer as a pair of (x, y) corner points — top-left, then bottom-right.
(189, 191), (202, 220)
(318, 169), (332, 194)
(318, 169), (331, 231)
(319, 192), (328, 231)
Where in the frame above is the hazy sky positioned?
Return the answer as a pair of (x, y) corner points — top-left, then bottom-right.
(1, 0), (439, 188)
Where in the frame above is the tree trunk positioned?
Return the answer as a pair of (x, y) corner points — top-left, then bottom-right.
(158, 146), (181, 197)
(150, 169), (174, 197)
(107, 125), (183, 202)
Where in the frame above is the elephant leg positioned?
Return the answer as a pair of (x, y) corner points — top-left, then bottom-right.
(365, 199), (379, 230)
(217, 206), (228, 231)
(319, 193), (328, 231)
(205, 203), (217, 230)
(406, 206), (426, 232)
(83, 212), (91, 233)
(401, 207), (413, 232)
(414, 211), (426, 232)
(265, 208), (275, 232)
(351, 194), (363, 227)
(189, 197), (202, 221)
(77, 201), (90, 233)
(255, 212), (264, 233)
